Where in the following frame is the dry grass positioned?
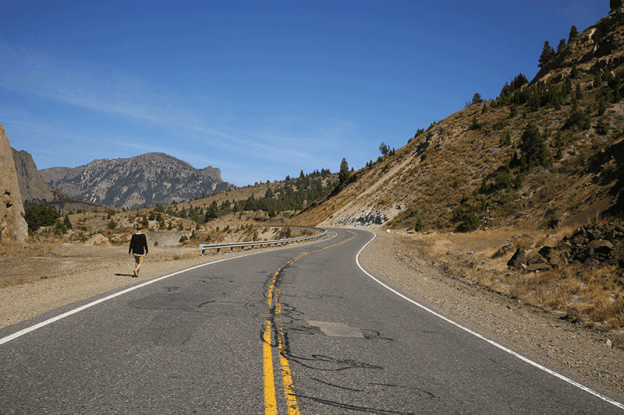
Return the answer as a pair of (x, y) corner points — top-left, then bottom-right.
(397, 228), (624, 331)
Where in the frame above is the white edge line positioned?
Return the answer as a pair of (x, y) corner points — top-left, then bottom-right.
(0, 231), (337, 346)
(353, 229), (624, 410)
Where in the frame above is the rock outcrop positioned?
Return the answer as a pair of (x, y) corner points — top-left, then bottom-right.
(13, 148), (59, 204)
(12, 148), (104, 214)
(508, 223), (624, 279)
(39, 153), (236, 209)
(0, 123), (28, 243)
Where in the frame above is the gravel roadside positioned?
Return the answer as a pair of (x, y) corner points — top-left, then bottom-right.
(0, 246), (253, 330)
(358, 229), (624, 403)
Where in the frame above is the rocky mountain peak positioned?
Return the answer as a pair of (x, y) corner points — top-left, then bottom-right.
(39, 153), (235, 209)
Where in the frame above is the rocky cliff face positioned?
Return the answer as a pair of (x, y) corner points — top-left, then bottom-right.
(12, 149), (53, 203)
(0, 123), (28, 243)
(39, 153), (236, 209)
(12, 149), (105, 213)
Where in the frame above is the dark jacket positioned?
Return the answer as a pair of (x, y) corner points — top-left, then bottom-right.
(129, 233), (148, 255)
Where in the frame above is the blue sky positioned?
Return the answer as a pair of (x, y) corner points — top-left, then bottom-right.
(1, 0), (610, 186)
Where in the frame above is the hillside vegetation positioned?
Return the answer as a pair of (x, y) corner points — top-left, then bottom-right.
(296, 10), (624, 232)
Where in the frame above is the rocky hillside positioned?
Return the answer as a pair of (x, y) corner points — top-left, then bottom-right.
(0, 124), (27, 243)
(12, 149), (104, 214)
(293, 6), (624, 233)
(40, 153), (236, 209)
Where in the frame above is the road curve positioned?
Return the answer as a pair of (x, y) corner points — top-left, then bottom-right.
(0, 229), (621, 414)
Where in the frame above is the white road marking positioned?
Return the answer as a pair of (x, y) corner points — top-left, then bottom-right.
(0, 231), (337, 346)
(354, 229), (624, 410)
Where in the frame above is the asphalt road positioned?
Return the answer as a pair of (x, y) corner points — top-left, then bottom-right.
(0, 229), (622, 414)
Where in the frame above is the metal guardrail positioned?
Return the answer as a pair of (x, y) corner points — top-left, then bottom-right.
(198, 225), (327, 255)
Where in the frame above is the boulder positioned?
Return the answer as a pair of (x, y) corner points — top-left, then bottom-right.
(86, 234), (112, 246)
(587, 239), (614, 255)
(538, 246), (556, 259)
(507, 248), (530, 269)
(549, 256), (562, 268)
(0, 123), (28, 243)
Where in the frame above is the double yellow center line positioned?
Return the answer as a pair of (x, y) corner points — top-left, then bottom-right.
(263, 231), (357, 414)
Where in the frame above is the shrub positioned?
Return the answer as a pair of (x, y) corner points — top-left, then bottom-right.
(24, 202), (60, 232)
(107, 219), (117, 230)
(413, 218), (424, 232)
(457, 212), (480, 232)
(471, 116), (480, 130)
(494, 171), (513, 189)
(493, 119), (510, 131)
(500, 130), (512, 145)
(563, 111), (592, 131)
(596, 119), (610, 135)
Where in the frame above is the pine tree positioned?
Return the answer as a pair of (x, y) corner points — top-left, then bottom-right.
(557, 39), (566, 52)
(594, 72), (603, 87)
(519, 122), (550, 171)
(63, 215), (72, 230)
(576, 82), (583, 100)
(510, 105), (518, 118)
(538, 41), (555, 68)
(379, 142), (390, 156)
(568, 25), (579, 43)
(611, 0), (623, 12)
(338, 158), (350, 185)
(598, 99), (607, 116)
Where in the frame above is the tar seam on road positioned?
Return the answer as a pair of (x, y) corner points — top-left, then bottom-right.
(353, 229), (624, 411)
(0, 231), (338, 347)
(263, 231), (357, 415)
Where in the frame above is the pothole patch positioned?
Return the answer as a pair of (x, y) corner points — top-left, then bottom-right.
(307, 321), (365, 338)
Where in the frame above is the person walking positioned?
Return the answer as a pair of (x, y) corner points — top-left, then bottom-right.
(129, 224), (148, 277)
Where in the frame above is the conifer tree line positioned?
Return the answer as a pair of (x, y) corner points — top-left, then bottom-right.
(192, 169), (336, 222)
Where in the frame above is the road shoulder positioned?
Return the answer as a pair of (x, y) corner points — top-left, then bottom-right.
(358, 229), (624, 401)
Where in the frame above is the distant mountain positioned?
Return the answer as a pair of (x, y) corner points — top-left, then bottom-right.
(12, 149), (105, 213)
(39, 153), (237, 209)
